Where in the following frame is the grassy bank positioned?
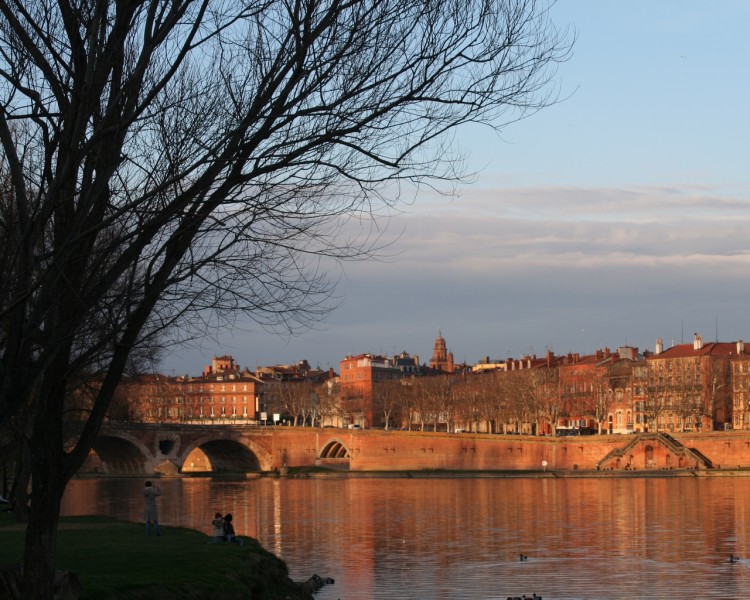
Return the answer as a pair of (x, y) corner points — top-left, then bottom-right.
(0, 512), (312, 599)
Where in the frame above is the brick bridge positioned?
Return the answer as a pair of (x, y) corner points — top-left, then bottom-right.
(81, 423), (750, 476)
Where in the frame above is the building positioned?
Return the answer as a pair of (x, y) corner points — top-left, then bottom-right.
(339, 353), (402, 427)
(429, 332), (454, 373)
(643, 334), (735, 432)
(178, 355), (264, 422)
(256, 360), (336, 426)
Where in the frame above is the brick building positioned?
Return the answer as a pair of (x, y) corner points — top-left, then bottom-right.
(339, 353), (402, 427)
(643, 334), (736, 432)
(178, 355), (263, 421)
(429, 332), (454, 373)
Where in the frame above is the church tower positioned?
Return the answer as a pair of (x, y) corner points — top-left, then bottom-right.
(429, 331), (454, 373)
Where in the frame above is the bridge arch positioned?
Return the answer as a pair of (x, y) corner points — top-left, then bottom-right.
(319, 439), (350, 459)
(179, 434), (274, 473)
(81, 433), (153, 476)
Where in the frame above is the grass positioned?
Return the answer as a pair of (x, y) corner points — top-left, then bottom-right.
(0, 511), (308, 599)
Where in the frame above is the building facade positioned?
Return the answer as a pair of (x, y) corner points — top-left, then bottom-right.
(339, 353), (402, 427)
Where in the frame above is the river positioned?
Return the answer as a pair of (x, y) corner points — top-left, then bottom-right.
(61, 476), (750, 599)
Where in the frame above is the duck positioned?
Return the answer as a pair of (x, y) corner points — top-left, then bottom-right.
(730, 554), (740, 563)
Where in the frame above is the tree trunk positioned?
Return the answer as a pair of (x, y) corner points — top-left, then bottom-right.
(21, 462), (64, 600)
(11, 442), (31, 524)
(20, 377), (68, 599)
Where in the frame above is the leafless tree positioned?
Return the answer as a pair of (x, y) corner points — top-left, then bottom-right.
(372, 379), (402, 430)
(669, 360), (703, 431)
(590, 366), (613, 434)
(423, 375), (457, 432)
(643, 368), (671, 433)
(0, 0), (571, 595)
(702, 359), (730, 431)
(453, 373), (501, 433)
(317, 378), (342, 427)
(285, 381), (317, 426)
(517, 367), (559, 435)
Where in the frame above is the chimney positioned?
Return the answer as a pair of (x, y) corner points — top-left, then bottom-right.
(655, 339), (663, 355)
(738, 340), (745, 354)
(693, 333), (703, 350)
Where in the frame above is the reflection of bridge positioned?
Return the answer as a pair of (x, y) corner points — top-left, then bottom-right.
(81, 423), (749, 476)
(83, 423), (354, 476)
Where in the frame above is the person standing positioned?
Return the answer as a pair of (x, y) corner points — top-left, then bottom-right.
(143, 481), (161, 536)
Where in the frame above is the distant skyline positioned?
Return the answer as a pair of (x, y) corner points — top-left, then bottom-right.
(163, 1), (750, 374)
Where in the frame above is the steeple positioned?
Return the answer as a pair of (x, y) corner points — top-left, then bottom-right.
(429, 331), (454, 373)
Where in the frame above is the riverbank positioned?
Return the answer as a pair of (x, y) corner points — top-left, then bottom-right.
(282, 465), (750, 479)
(0, 513), (319, 599)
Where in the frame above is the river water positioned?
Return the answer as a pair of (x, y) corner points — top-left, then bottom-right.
(61, 476), (750, 599)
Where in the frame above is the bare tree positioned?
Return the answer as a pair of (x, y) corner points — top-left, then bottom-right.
(591, 366), (613, 434)
(702, 359), (730, 431)
(317, 378), (342, 427)
(670, 360), (703, 432)
(0, 0), (571, 595)
(643, 371), (671, 433)
(372, 379), (402, 430)
(519, 367), (559, 435)
(284, 381), (316, 426)
(422, 375), (457, 432)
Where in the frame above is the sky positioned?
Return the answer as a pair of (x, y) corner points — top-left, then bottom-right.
(164, 1), (750, 375)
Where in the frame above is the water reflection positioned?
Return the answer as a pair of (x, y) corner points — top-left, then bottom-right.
(62, 477), (750, 599)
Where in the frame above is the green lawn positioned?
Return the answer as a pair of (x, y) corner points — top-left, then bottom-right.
(0, 512), (308, 599)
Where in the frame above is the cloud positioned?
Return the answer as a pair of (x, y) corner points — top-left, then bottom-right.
(162, 182), (750, 373)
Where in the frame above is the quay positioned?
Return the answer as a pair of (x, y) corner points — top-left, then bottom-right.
(79, 423), (750, 477)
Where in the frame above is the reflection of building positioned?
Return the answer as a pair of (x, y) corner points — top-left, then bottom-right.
(429, 332), (454, 373)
